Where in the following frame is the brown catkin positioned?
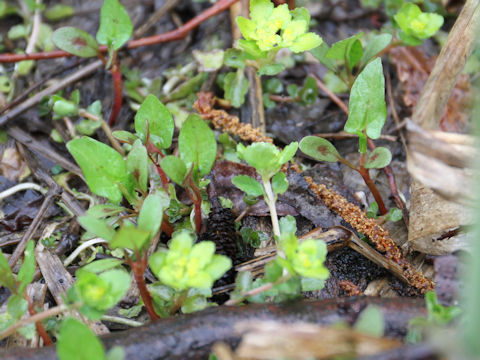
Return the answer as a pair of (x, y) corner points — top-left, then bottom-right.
(194, 91), (434, 293)
(194, 92), (273, 144)
(339, 280), (363, 297)
(304, 176), (434, 293)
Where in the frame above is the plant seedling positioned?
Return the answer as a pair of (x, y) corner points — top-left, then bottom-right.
(394, 3), (444, 46)
(52, 0), (133, 125)
(300, 58), (393, 215)
(232, 141), (298, 238)
(148, 232), (232, 314)
(77, 191), (170, 321)
(229, 216), (329, 304)
(221, 0), (322, 107)
(159, 113), (217, 233)
(407, 291), (461, 344)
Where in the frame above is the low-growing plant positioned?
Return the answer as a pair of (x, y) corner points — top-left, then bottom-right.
(52, 0), (133, 125)
(300, 58), (395, 216)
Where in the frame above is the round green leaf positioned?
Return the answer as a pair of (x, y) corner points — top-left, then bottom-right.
(364, 147), (392, 169)
(109, 224), (150, 251)
(67, 137), (130, 204)
(272, 172), (289, 195)
(160, 156), (187, 185)
(96, 0), (132, 50)
(232, 175), (264, 197)
(52, 27), (98, 57)
(299, 136), (340, 162)
(345, 58), (387, 139)
(138, 191), (170, 239)
(134, 94), (174, 149)
(178, 114), (217, 177)
(57, 318), (106, 360)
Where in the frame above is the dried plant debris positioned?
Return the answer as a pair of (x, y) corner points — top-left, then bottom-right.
(194, 92), (273, 143)
(304, 176), (434, 293)
(390, 46), (472, 133)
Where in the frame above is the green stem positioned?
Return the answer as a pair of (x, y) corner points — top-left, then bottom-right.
(262, 179), (280, 239)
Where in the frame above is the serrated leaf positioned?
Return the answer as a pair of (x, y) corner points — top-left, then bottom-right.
(135, 94), (174, 149)
(57, 318), (106, 360)
(344, 58), (386, 139)
(224, 69), (249, 108)
(52, 27), (98, 57)
(232, 175), (264, 197)
(272, 172), (289, 195)
(138, 191), (170, 239)
(109, 224), (150, 251)
(160, 156), (187, 185)
(96, 0), (132, 50)
(67, 137), (130, 203)
(364, 147), (391, 169)
(178, 114), (217, 177)
(360, 33), (392, 67)
(299, 136), (340, 162)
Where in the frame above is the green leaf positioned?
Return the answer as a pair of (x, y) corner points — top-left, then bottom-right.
(181, 295), (210, 313)
(223, 69), (249, 108)
(279, 215), (297, 237)
(106, 346), (125, 360)
(298, 76), (318, 106)
(160, 156), (187, 185)
(169, 73), (207, 101)
(360, 33), (392, 67)
(278, 142), (298, 166)
(299, 136), (340, 162)
(52, 27), (98, 57)
(205, 255), (232, 280)
(192, 49), (224, 72)
(325, 33), (363, 60)
(364, 147), (392, 169)
(257, 63), (285, 76)
(344, 58), (386, 139)
(346, 39), (363, 70)
(78, 216), (116, 241)
(250, 0), (274, 24)
(232, 175), (264, 197)
(310, 42), (336, 72)
(99, 269), (131, 308)
(394, 4), (443, 41)
(236, 16), (256, 41)
(243, 142), (280, 180)
(126, 142), (148, 192)
(17, 240), (35, 292)
(45, 5), (75, 21)
(263, 78), (283, 94)
(57, 318), (106, 360)
(134, 94), (174, 149)
(354, 305), (385, 337)
(109, 224), (150, 251)
(301, 277), (326, 291)
(178, 114), (217, 177)
(96, 0), (132, 51)
(290, 32), (323, 53)
(82, 259), (124, 274)
(7, 295), (28, 320)
(67, 137), (130, 204)
(366, 201), (379, 218)
(224, 49), (248, 69)
(138, 191), (170, 239)
(386, 207), (403, 222)
(272, 172), (289, 195)
(112, 130), (138, 144)
(0, 251), (17, 291)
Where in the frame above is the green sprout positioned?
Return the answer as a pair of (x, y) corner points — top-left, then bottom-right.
(233, 141), (298, 238)
(236, 0), (322, 55)
(148, 232), (231, 314)
(394, 3), (444, 46)
(300, 58), (398, 217)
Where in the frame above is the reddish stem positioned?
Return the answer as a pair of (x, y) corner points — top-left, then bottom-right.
(357, 161), (388, 215)
(367, 138), (408, 224)
(127, 253), (160, 322)
(185, 179), (203, 233)
(108, 63), (123, 126)
(161, 219), (174, 237)
(0, 0), (239, 63)
(26, 295), (53, 346)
